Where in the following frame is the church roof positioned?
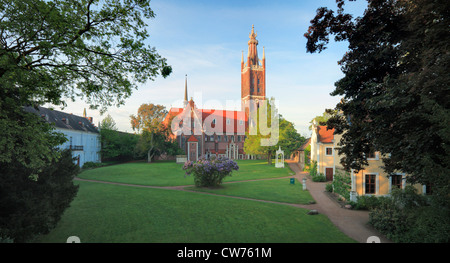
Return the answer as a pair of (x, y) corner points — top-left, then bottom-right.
(164, 106), (248, 135)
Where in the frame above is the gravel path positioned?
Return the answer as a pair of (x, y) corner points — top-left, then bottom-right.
(287, 161), (391, 243)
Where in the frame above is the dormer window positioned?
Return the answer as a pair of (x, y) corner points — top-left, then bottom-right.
(41, 114), (49, 121)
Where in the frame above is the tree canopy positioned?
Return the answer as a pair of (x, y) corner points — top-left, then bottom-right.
(308, 110), (336, 130)
(244, 98), (305, 164)
(305, 0), (449, 205)
(1, 0), (171, 109)
(131, 103), (181, 162)
(100, 115), (138, 162)
(100, 114), (118, 131)
(1, 0), (171, 172)
(130, 103), (168, 133)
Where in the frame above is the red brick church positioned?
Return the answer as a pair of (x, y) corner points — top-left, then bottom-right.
(164, 25), (266, 161)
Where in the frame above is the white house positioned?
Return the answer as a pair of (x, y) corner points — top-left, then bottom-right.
(25, 106), (101, 167)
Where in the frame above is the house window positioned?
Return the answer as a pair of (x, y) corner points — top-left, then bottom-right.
(226, 119), (230, 125)
(239, 120), (244, 125)
(212, 119), (216, 125)
(210, 135), (214, 141)
(365, 174), (376, 194)
(217, 136), (221, 142)
(205, 136), (208, 142)
(224, 136), (228, 142)
(391, 174), (403, 190)
(237, 136), (241, 142)
(231, 135), (235, 142)
(367, 151), (377, 159)
(325, 147), (333, 156)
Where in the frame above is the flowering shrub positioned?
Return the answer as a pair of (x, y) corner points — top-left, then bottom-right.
(183, 156), (239, 187)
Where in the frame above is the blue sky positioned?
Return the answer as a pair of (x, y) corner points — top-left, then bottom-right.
(50, 0), (367, 137)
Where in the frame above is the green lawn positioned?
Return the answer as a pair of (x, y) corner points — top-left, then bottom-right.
(35, 180), (355, 243)
(77, 160), (293, 187)
(186, 178), (315, 204)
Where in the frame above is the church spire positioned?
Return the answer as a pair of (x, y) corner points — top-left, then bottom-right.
(247, 25), (259, 66)
(183, 74), (188, 107)
(249, 24), (257, 40)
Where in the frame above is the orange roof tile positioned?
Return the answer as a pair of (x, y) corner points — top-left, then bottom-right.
(164, 106), (248, 135)
(317, 126), (334, 143)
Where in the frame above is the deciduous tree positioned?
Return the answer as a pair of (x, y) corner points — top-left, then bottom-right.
(305, 0), (449, 206)
(1, 0), (171, 172)
(244, 99), (305, 165)
(131, 103), (181, 162)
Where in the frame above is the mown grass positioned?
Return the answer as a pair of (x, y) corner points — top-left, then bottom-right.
(77, 160), (293, 187)
(186, 177), (315, 204)
(35, 181), (355, 243)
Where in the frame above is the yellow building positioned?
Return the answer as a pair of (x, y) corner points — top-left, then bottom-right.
(310, 120), (427, 201)
(310, 119), (345, 181)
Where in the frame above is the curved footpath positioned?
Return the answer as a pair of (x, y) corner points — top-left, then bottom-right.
(287, 160), (391, 243)
(75, 161), (391, 243)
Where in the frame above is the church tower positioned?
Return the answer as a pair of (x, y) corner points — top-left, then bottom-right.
(241, 25), (266, 111)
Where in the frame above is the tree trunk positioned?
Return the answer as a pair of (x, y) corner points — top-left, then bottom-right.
(147, 147), (156, 163)
(147, 132), (154, 163)
(267, 150), (272, 165)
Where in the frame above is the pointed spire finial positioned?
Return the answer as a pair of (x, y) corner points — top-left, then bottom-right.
(249, 24), (257, 39)
(241, 50), (244, 63)
(83, 108), (86, 118)
(262, 46), (265, 59)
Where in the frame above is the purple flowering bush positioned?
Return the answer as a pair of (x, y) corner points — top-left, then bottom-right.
(183, 156), (239, 187)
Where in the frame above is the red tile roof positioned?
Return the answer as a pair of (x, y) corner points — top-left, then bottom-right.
(165, 106), (248, 135)
(317, 126), (335, 143)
